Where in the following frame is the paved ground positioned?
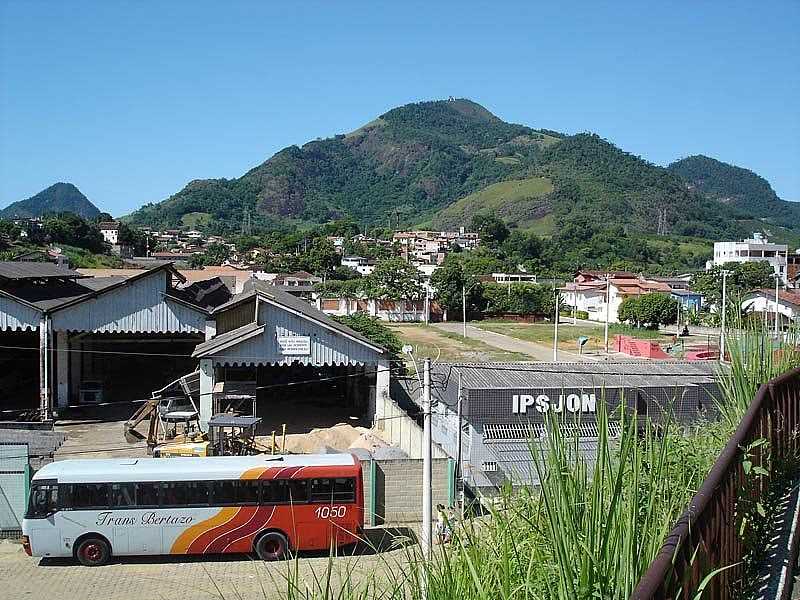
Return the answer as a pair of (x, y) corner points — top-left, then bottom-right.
(432, 321), (603, 361)
(0, 535), (411, 600)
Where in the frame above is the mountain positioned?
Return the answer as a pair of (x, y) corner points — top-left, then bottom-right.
(127, 99), (781, 242)
(1, 183), (101, 220)
(668, 155), (800, 232)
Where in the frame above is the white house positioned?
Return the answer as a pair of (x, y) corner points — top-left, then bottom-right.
(560, 271), (672, 323)
(98, 221), (120, 245)
(340, 256), (377, 276)
(741, 288), (800, 329)
(711, 233), (789, 283)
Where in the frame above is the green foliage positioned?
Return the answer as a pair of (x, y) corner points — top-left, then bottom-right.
(481, 282), (554, 315)
(429, 261), (482, 315)
(331, 313), (402, 356)
(469, 214), (509, 247)
(0, 182), (101, 220)
(187, 242), (230, 268)
(370, 257), (423, 301)
(691, 262), (774, 307)
(669, 155), (800, 233)
(617, 293), (679, 328)
(42, 212), (105, 253)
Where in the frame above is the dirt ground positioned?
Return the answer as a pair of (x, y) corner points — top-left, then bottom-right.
(388, 323), (532, 363)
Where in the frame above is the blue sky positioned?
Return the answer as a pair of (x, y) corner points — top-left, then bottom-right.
(1, 1), (798, 215)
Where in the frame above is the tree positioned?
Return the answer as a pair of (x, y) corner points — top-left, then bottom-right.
(691, 262), (774, 308)
(332, 313), (402, 356)
(43, 213), (105, 253)
(481, 282), (554, 315)
(470, 214), (509, 247)
(189, 242), (231, 268)
(430, 260), (481, 316)
(618, 293), (678, 329)
(301, 238), (339, 276)
(370, 257), (423, 301)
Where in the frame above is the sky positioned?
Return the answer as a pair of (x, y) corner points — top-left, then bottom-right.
(1, 1), (799, 216)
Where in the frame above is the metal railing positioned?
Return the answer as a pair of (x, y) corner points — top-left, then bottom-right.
(632, 366), (800, 599)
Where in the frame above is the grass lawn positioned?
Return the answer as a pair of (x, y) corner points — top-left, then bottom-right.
(387, 323), (533, 363)
(474, 320), (670, 351)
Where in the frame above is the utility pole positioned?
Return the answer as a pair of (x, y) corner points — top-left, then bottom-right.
(720, 269), (730, 361)
(455, 370), (464, 518)
(421, 356), (432, 583)
(774, 274), (780, 338)
(604, 273), (611, 354)
(462, 284), (467, 338)
(553, 289), (559, 361)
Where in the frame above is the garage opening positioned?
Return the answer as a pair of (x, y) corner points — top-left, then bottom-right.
(71, 333), (203, 405)
(216, 363), (376, 436)
(0, 329), (39, 415)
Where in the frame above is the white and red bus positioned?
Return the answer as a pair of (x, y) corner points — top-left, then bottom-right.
(22, 454), (364, 566)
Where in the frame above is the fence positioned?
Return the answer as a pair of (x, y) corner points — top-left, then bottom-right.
(0, 443), (29, 538)
(632, 366), (800, 599)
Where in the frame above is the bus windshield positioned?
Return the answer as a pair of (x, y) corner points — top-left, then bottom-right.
(26, 482), (59, 519)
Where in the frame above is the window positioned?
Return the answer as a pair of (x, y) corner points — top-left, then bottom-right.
(68, 483), (109, 509)
(185, 481), (211, 506)
(26, 484), (58, 518)
(160, 482), (187, 507)
(135, 483), (160, 507)
(262, 479), (308, 504)
(212, 480), (259, 505)
(111, 483), (136, 508)
(309, 478), (355, 503)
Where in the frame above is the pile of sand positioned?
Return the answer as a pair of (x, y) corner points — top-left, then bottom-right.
(257, 423), (391, 455)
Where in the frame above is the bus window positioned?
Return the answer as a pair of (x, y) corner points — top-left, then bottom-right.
(262, 480), (308, 504)
(333, 478), (356, 503)
(214, 480), (238, 505)
(309, 478), (356, 503)
(185, 481), (210, 506)
(68, 483), (110, 509)
(239, 480), (260, 505)
(309, 479), (333, 503)
(26, 484), (58, 519)
(135, 482), (160, 507)
(111, 483), (135, 508)
(160, 482), (187, 507)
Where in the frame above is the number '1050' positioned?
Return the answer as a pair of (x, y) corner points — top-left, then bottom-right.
(315, 505), (346, 518)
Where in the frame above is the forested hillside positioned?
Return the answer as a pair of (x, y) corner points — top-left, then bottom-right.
(128, 99), (789, 248)
(668, 155), (800, 232)
(1, 182), (101, 219)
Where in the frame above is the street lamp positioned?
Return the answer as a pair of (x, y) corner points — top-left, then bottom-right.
(553, 288), (560, 361)
(720, 269), (731, 361)
(603, 273), (611, 354)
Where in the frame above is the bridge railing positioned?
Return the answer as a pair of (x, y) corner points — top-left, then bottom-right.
(632, 366), (800, 600)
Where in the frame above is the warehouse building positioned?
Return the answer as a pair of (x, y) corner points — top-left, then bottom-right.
(192, 279), (391, 434)
(394, 361), (720, 496)
(0, 262), (221, 418)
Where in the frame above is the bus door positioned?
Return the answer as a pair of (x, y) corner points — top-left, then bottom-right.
(308, 477), (358, 548)
(24, 481), (62, 557)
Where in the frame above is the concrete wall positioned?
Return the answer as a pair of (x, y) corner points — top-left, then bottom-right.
(362, 458), (453, 525)
(374, 392), (447, 459)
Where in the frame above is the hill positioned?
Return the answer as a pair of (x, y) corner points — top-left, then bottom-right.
(127, 99), (786, 243)
(1, 183), (101, 220)
(668, 155), (800, 233)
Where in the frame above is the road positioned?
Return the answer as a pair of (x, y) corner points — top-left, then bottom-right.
(0, 538), (407, 600)
(432, 321), (603, 362)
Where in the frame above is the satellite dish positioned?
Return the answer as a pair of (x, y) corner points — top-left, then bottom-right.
(402, 345), (414, 355)
(577, 336), (590, 347)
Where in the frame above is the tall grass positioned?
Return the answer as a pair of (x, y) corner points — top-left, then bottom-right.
(271, 321), (799, 600)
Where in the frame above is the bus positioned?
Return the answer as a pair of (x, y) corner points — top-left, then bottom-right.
(22, 453), (364, 566)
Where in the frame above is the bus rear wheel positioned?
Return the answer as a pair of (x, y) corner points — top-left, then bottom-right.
(75, 537), (111, 567)
(254, 532), (289, 561)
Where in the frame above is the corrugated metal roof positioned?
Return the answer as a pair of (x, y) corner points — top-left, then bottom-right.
(0, 261), (85, 281)
(192, 322), (264, 357)
(0, 277), (125, 311)
(438, 361), (717, 390)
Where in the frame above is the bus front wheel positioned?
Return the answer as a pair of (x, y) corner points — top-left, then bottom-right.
(75, 536), (111, 567)
(254, 531), (289, 561)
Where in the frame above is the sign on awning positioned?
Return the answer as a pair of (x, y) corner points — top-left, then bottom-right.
(277, 335), (311, 355)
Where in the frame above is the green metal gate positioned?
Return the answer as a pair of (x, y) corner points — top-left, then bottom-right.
(0, 443), (29, 537)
